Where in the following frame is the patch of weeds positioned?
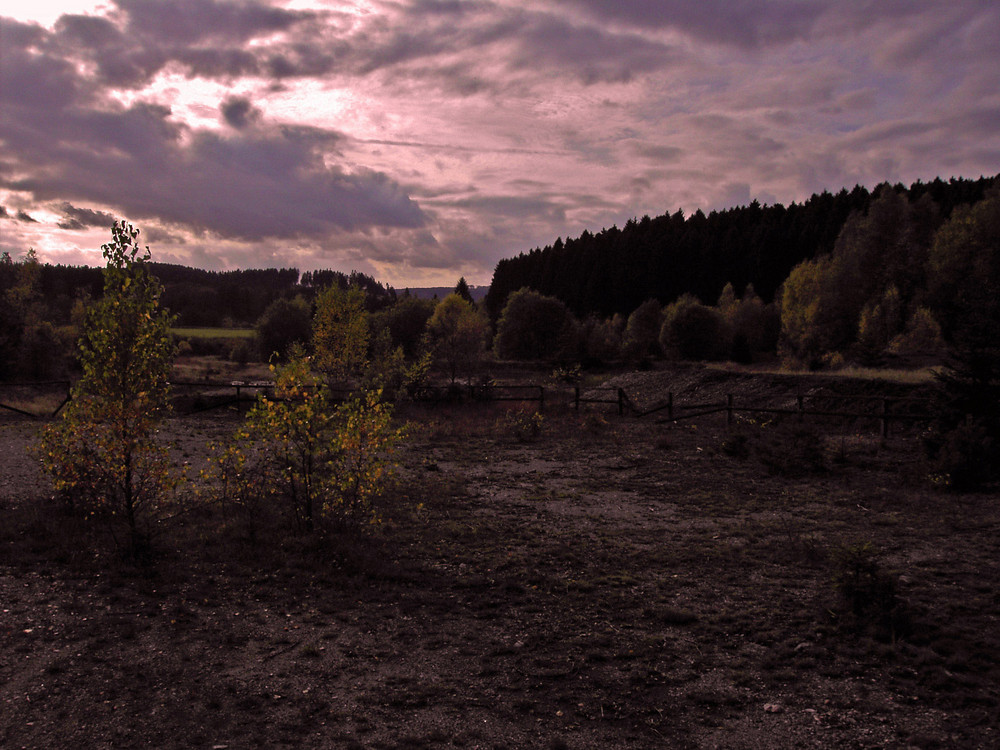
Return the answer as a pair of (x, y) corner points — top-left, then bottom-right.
(579, 411), (609, 434)
(299, 643), (322, 658)
(830, 541), (911, 643)
(497, 409), (545, 443)
(753, 424), (827, 476)
(720, 431), (750, 458)
(926, 417), (997, 491)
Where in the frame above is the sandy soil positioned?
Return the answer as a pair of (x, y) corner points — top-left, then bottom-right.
(1, 367), (997, 749)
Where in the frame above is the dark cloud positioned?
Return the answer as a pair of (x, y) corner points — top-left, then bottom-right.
(15, 210), (38, 223)
(558, 0), (826, 47)
(2, 0), (998, 284)
(117, 0), (314, 45)
(57, 203), (117, 230)
(53, 14), (121, 48)
(0, 39), (425, 242)
(221, 96), (261, 129)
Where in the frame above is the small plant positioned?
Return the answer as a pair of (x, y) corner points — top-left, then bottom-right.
(551, 364), (582, 384)
(830, 541), (909, 642)
(926, 416), (996, 491)
(720, 431), (750, 458)
(499, 409), (544, 442)
(753, 424), (826, 476)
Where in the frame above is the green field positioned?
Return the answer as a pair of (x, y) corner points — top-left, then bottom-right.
(171, 327), (255, 339)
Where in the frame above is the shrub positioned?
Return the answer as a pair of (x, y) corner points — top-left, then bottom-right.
(830, 542), (910, 642)
(498, 409), (544, 443)
(927, 417), (996, 491)
(255, 296), (312, 362)
(751, 424), (826, 476)
(660, 294), (730, 361)
(205, 354), (406, 535)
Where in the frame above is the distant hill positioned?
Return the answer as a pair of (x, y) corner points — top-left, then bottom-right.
(402, 286), (489, 302)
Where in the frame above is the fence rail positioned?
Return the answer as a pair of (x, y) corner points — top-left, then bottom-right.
(1, 378), (934, 436)
(628, 390), (933, 438)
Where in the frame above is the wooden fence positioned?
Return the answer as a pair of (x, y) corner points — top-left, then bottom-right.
(1, 379), (933, 437)
(621, 390), (933, 438)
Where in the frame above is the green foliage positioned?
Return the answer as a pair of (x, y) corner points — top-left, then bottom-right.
(924, 188), (1000, 488)
(494, 287), (579, 361)
(660, 294), (730, 361)
(1, 248), (74, 380)
(781, 186), (944, 367)
(38, 222), (177, 560)
(426, 293), (490, 384)
(778, 256), (841, 367)
(370, 295), (435, 358)
(622, 299), (662, 360)
(313, 284), (369, 383)
(581, 314), (623, 363)
(206, 355), (405, 533)
(725, 284), (779, 363)
(831, 542), (909, 642)
(498, 409), (544, 443)
(887, 307), (944, 358)
(254, 296), (312, 362)
(363, 327), (431, 402)
(856, 286), (904, 363)
(453, 276), (474, 304)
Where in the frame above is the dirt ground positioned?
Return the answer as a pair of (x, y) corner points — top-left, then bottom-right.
(2, 367), (998, 749)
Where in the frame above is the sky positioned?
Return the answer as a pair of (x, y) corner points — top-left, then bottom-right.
(1, 1), (998, 288)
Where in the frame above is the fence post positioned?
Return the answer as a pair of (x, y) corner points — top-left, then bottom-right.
(668, 392), (673, 421)
(727, 393), (734, 426)
(574, 385), (580, 411)
(880, 398), (890, 439)
(797, 394), (805, 422)
(618, 388), (625, 416)
(539, 386), (545, 412)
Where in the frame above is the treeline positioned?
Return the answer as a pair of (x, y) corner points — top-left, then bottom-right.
(0, 254), (397, 379)
(486, 175), (997, 321)
(485, 177), (999, 372)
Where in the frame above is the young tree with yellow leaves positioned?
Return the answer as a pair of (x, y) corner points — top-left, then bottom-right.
(39, 222), (177, 560)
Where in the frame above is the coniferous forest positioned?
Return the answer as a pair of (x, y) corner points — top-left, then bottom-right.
(485, 175), (997, 320)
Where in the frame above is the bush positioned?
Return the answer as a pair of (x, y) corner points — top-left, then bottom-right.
(494, 288), (578, 361)
(831, 542), (910, 642)
(660, 294), (730, 361)
(204, 355), (406, 536)
(747, 423), (826, 476)
(927, 417), (996, 491)
(498, 409), (544, 443)
(228, 338), (255, 364)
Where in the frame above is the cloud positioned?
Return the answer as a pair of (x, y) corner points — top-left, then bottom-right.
(555, 0), (826, 47)
(2, 0), (999, 287)
(117, 0), (315, 45)
(57, 203), (118, 230)
(0, 24), (427, 242)
(220, 96), (261, 129)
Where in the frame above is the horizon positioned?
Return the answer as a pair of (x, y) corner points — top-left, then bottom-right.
(2, 1), (998, 287)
